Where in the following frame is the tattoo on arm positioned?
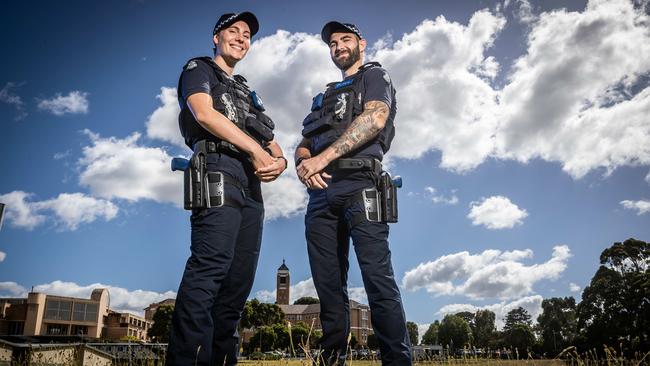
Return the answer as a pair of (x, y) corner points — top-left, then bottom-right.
(329, 100), (389, 158)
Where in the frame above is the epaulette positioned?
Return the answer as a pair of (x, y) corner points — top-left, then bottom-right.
(359, 61), (382, 71)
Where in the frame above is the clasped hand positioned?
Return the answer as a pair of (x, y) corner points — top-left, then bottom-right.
(252, 149), (286, 182)
(296, 156), (331, 189)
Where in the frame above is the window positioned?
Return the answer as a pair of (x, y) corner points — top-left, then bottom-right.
(72, 325), (88, 335)
(70, 302), (98, 322)
(47, 324), (69, 335)
(280, 277), (286, 284)
(44, 300), (72, 321)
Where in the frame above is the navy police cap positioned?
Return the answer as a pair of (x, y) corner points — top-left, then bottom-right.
(213, 11), (259, 37)
(321, 21), (363, 43)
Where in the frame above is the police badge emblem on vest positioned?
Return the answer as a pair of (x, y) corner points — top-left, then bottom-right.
(220, 93), (237, 122)
(335, 93), (348, 120)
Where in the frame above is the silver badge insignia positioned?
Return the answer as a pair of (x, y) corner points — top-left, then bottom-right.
(335, 93), (348, 120)
(221, 93), (237, 122)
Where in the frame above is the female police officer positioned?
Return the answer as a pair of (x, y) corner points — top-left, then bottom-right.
(167, 12), (287, 366)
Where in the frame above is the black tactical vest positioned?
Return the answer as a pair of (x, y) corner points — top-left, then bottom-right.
(178, 57), (274, 151)
(301, 62), (395, 157)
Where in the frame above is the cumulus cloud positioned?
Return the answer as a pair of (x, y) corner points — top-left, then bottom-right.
(495, 0), (650, 178)
(468, 196), (528, 229)
(23, 281), (175, 316)
(37, 91), (89, 116)
(0, 282), (27, 297)
(0, 191), (47, 230)
(424, 186), (459, 205)
(254, 277), (367, 304)
(569, 282), (581, 292)
(145, 87), (186, 149)
(261, 164), (309, 220)
(231, 0), (650, 179)
(0, 251), (6, 262)
(78, 130), (182, 206)
(0, 190), (117, 231)
(620, 199), (650, 215)
(402, 245), (570, 300)
(438, 295), (543, 329)
(0, 82), (26, 120)
(372, 11), (505, 171)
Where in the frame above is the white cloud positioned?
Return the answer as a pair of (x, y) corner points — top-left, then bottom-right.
(254, 277), (367, 304)
(0, 82), (26, 120)
(645, 171), (650, 184)
(0, 251), (6, 262)
(620, 199), (650, 215)
(230, 0), (650, 180)
(402, 245), (570, 300)
(26, 281), (175, 316)
(509, 0), (538, 24)
(37, 91), (89, 116)
(424, 186), (459, 205)
(0, 190), (117, 231)
(495, 0), (650, 178)
(78, 130), (182, 206)
(416, 323), (429, 344)
(35, 193), (118, 231)
(372, 11), (505, 172)
(0, 191), (47, 230)
(145, 87), (186, 149)
(261, 165), (308, 220)
(0, 280), (176, 316)
(467, 196), (528, 229)
(438, 295), (543, 329)
(0, 282), (27, 297)
(569, 282), (581, 292)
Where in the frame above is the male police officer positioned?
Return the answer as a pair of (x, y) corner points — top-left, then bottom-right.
(167, 11), (287, 366)
(295, 22), (412, 365)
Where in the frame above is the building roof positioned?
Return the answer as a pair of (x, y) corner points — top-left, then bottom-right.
(143, 298), (175, 311)
(278, 259), (289, 271)
(278, 303), (320, 315)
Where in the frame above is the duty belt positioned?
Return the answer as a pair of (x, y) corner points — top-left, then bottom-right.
(329, 158), (382, 176)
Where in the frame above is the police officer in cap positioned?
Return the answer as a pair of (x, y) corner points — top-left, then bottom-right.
(167, 11), (287, 366)
(295, 21), (412, 365)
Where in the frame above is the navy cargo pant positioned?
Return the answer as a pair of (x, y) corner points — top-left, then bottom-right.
(305, 170), (412, 366)
(167, 153), (264, 366)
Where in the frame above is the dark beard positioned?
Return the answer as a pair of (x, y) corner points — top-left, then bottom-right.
(333, 45), (360, 70)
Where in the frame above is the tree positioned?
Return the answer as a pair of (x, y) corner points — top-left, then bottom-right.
(472, 310), (496, 349)
(288, 322), (311, 352)
(293, 297), (320, 305)
(438, 315), (471, 350)
(505, 323), (536, 355)
(537, 297), (577, 356)
(272, 323), (289, 350)
(241, 299), (286, 329)
(454, 311), (475, 325)
(576, 238), (650, 354)
(148, 304), (174, 342)
(503, 307), (532, 333)
(422, 321), (440, 345)
(249, 326), (277, 352)
(367, 334), (379, 350)
(406, 321), (419, 346)
(349, 332), (358, 349)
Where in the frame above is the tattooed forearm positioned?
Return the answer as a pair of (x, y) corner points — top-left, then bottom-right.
(329, 100), (389, 158)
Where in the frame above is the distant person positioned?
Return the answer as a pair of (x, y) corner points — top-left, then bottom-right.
(294, 21), (412, 365)
(167, 11), (287, 366)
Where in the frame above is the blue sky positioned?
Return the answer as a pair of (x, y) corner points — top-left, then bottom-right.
(1, 0), (649, 335)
